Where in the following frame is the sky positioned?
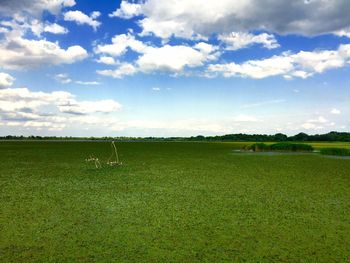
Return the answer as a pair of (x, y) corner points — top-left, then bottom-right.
(0, 0), (349, 137)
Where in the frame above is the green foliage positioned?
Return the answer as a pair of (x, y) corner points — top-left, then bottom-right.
(248, 143), (270, 152)
(270, 142), (314, 152)
(320, 147), (350, 156)
(1, 141), (350, 261)
(247, 142), (314, 152)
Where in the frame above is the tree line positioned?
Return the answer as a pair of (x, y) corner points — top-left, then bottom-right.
(186, 131), (350, 142)
(1, 131), (350, 142)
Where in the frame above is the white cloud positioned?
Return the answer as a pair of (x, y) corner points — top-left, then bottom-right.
(96, 34), (219, 76)
(0, 87), (121, 115)
(23, 20), (68, 36)
(0, 54), (126, 133)
(0, 16), (87, 69)
(0, 86), (122, 132)
(331, 108), (341, 114)
(96, 56), (117, 65)
(194, 42), (217, 54)
(44, 23), (68, 34)
(109, 1), (142, 19)
(91, 11), (101, 19)
(208, 55), (294, 79)
(64, 10), (101, 31)
(97, 40), (218, 77)
(0, 87), (72, 113)
(0, 0), (76, 17)
(307, 116), (328, 124)
(0, 34), (88, 70)
(97, 63), (137, 78)
(137, 44), (217, 73)
(55, 74), (101, 85)
(95, 33), (148, 57)
(208, 44), (350, 79)
(301, 123), (317, 130)
(335, 28), (350, 38)
(75, 81), (101, 85)
(0, 27), (9, 33)
(292, 46), (350, 74)
(0, 72), (15, 88)
(139, 17), (202, 40)
(58, 100), (121, 115)
(0, 17), (66, 37)
(152, 87), (161, 91)
(300, 115), (332, 130)
(54, 73), (72, 84)
(114, 0), (350, 39)
(218, 32), (279, 51)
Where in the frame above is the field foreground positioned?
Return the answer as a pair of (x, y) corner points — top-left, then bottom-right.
(1, 141), (350, 262)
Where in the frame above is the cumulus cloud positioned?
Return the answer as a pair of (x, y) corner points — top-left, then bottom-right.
(208, 55), (294, 79)
(44, 23), (68, 34)
(137, 44), (216, 73)
(0, 86), (122, 131)
(0, 87), (121, 115)
(0, 87), (72, 113)
(0, 27), (9, 33)
(0, 83), (125, 134)
(334, 27), (350, 38)
(58, 100), (121, 115)
(64, 10), (101, 31)
(0, 5), (88, 71)
(21, 20), (69, 36)
(0, 72), (15, 88)
(97, 63), (137, 78)
(301, 122), (318, 130)
(207, 44), (350, 79)
(218, 32), (280, 51)
(54, 73), (72, 84)
(95, 33), (148, 57)
(109, 1), (142, 19)
(0, 33), (88, 70)
(96, 56), (117, 65)
(96, 33), (219, 77)
(300, 115), (336, 131)
(331, 108), (341, 114)
(0, 0), (76, 17)
(307, 116), (329, 124)
(0, 16), (68, 37)
(112, 0), (350, 39)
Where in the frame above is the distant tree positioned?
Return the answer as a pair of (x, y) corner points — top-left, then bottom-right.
(290, 132), (309, 141)
(273, 133), (288, 141)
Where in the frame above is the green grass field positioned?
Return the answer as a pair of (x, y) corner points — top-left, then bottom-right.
(1, 141), (350, 262)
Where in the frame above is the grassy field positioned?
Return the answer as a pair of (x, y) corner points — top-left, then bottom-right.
(307, 142), (350, 150)
(1, 141), (350, 262)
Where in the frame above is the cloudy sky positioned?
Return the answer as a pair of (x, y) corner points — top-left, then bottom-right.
(0, 0), (349, 137)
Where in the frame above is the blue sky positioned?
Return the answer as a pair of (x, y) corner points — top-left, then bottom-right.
(0, 0), (349, 137)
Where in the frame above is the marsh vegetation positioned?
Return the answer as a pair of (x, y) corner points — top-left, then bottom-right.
(1, 141), (350, 262)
